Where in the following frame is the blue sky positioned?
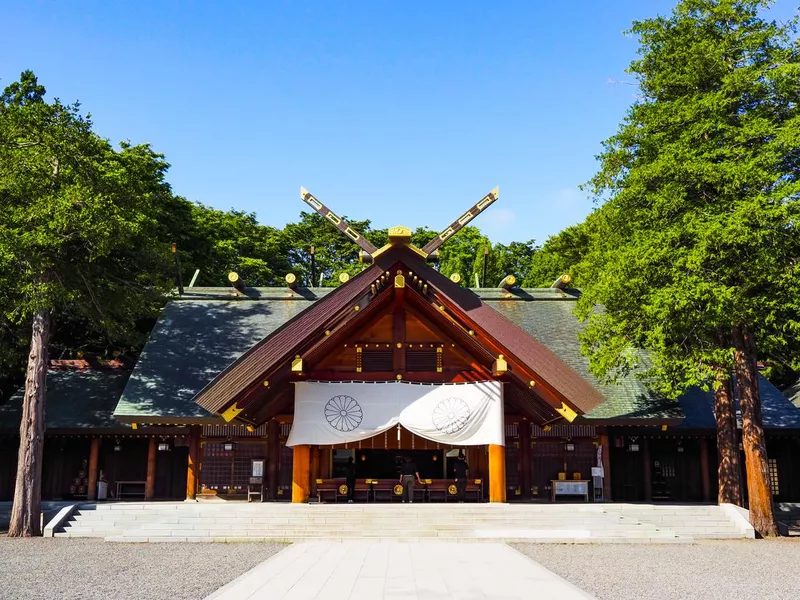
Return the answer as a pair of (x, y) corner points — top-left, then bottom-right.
(2, 1), (797, 244)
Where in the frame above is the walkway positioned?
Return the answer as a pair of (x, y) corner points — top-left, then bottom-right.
(205, 541), (592, 600)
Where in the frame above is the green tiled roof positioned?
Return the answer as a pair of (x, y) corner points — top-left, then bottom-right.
(113, 289), (334, 421)
(111, 285), (800, 429)
(483, 291), (682, 423)
(0, 370), (130, 431)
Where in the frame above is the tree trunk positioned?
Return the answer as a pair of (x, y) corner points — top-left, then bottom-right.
(732, 325), (778, 537)
(8, 308), (51, 537)
(713, 370), (742, 506)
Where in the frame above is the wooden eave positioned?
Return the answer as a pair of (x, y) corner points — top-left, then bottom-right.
(193, 261), (385, 414)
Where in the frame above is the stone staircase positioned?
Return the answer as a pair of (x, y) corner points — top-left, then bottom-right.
(52, 502), (748, 543)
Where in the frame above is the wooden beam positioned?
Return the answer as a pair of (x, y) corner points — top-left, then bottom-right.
(300, 187), (378, 255)
(267, 419), (280, 500)
(87, 437), (100, 501)
(292, 445), (311, 503)
(145, 437), (157, 501)
(186, 425), (201, 500)
(422, 187), (499, 255)
(489, 444), (506, 503)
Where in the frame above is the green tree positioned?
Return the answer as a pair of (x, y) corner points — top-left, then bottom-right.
(576, 0), (800, 535)
(170, 202), (292, 287)
(0, 71), (174, 536)
(524, 221), (593, 287)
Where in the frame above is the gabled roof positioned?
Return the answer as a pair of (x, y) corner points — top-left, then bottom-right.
(1, 369), (131, 431)
(114, 287), (335, 422)
(192, 246), (605, 422)
(109, 264), (800, 429)
(482, 291), (681, 423)
(192, 262), (385, 415)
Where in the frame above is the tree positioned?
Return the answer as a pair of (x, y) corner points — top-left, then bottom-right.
(170, 202), (292, 287)
(576, 1), (800, 535)
(524, 221), (594, 287)
(0, 71), (173, 536)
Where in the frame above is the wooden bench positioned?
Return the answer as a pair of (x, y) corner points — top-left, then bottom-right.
(425, 479), (483, 502)
(115, 481), (146, 499)
(315, 478), (372, 503)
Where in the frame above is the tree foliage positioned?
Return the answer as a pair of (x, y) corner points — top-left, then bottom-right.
(0, 71), (174, 349)
(574, 0), (800, 397)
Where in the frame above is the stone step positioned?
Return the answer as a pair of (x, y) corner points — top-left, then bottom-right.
(58, 502), (746, 542)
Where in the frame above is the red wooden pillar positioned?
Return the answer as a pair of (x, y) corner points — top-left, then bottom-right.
(267, 419), (280, 500)
(700, 437), (711, 502)
(186, 425), (201, 500)
(87, 437), (100, 501)
(145, 437), (157, 501)
(292, 445), (311, 503)
(642, 437), (652, 502)
(489, 444), (506, 503)
(519, 419), (531, 499)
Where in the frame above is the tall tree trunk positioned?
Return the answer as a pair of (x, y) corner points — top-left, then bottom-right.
(713, 369), (742, 506)
(732, 324), (778, 537)
(8, 308), (51, 537)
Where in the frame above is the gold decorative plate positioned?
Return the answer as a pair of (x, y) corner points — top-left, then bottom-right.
(339, 484), (348, 495)
(393, 484), (403, 495)
(448, 484), (457, 495)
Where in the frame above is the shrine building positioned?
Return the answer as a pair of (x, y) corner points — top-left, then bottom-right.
(1, 188), (800, 506)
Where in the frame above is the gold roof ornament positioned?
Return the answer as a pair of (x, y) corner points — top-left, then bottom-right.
(388, 225), (412, 239)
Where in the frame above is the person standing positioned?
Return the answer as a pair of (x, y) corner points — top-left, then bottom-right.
(345, 456), (357, 503)
(399, 456), (422, 503)
(452, 451), (470, 502)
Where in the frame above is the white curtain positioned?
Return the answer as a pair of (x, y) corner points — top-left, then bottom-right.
(286, 380), (504, 447)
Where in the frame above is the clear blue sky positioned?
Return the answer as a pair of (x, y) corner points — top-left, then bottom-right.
(2, 1), (797, 244)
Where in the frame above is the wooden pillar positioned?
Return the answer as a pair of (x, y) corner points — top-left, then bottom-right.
(145, 437), (157, 501)
(519, 420), (531, 499)
(292, 444), (311, 503)
(642, 437), (652, 502)
(186, 425), (201, 500)
(87, 437), (100, 501)
(488, 444), (506, 503)
(267, 419), (280, 500)
(599, 428), (612, 501)
(700, 437), (712, 502)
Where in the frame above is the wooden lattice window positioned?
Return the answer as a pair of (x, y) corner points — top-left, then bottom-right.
(361, 349), (393, 372)
(769, 458), (779, 495)
(406, 346), (442, 372)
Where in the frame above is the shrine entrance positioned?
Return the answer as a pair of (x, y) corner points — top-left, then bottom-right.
(316, 447), (484, 503)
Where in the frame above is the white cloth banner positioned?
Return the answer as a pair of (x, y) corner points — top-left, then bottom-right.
(286, 381), (504, 447)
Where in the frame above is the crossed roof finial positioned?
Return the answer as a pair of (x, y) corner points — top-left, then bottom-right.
(299, 186), (499, 259)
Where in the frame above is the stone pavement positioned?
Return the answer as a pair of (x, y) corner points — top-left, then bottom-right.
(205, 541), (592, 600)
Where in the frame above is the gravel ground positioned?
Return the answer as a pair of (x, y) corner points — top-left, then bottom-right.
(0, 538), (285, 600)
(514, 539), (800, 600)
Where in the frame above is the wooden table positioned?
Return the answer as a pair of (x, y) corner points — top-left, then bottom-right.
(116, 480), (146, 499)
(550, 479), (590, 502)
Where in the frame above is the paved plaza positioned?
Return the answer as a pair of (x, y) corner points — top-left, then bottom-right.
(206, 541), (591, 600)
